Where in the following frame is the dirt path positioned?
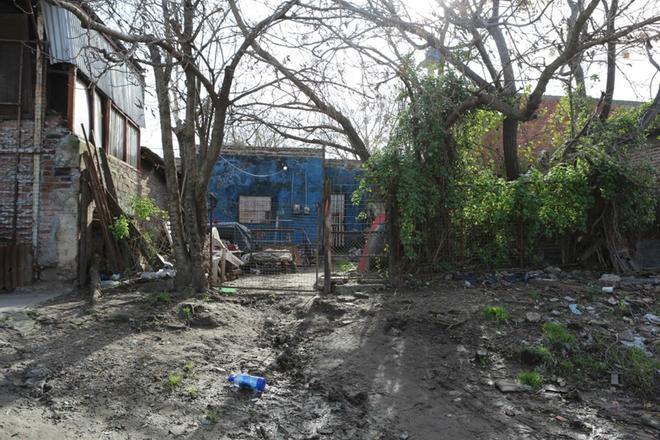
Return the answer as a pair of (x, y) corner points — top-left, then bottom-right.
(0, 279), (657, 439)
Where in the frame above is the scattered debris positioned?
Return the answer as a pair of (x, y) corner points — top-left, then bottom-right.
(525, 312), (542, 323)
(643, 313), (660, 325)
(610, 373), (620, 386)
(599, 273), (621, 284)
(495, 379), (527, 393)
(139, 268), (176, 280)
(568, 304), (582, 315)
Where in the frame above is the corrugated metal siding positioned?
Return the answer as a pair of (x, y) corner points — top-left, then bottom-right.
(41, 0), (145, 126)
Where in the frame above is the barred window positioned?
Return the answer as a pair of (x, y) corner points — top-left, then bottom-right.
(239, 196), (271, 224)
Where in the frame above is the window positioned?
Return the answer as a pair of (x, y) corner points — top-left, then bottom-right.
(93, 91), (104, 148)
(126, 123), (139, 168)
(108, 106), (125, 160)
(239, 196), (271, 224)
(73, 76), (140, 168)
(0, 14), (33, 117)
(73, 78), (91, 139)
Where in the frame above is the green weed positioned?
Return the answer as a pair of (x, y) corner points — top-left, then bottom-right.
(543, 322), (576, 347)
(185, 386), (199, 398)
(338, 261), (357, 273)
(519, 371), (543, 389)
(204, 410), (219, 424)
(482, 306), (510, 322)
(181, 305), (193, 322)
(528, 289), (541, 300)
(167, 373), (182, 390)
(183, 361), (194, 375)
(154, 291), (171, 304)
(533, 346), (553, 364)
(558, 360), (575, 376)
(582, 286), (601, 301)
(613, 347), (660, 392)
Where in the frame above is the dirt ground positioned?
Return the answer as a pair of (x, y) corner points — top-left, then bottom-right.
(0, 272), (658, 439)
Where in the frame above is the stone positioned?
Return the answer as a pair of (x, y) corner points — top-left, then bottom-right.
(545, 266), (562, 275)
(495, 379), (527, 393)
(525, 312), (542, 323)
(399, 432), (410, 440)
(618, 330), (635, 341)
(640, 413), (660, 430)
(475, 349), (489, 363)
(24, 365), (52, 382)
(599, 273), (621, 284)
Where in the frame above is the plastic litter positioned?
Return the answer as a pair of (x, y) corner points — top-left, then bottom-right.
(569, 304), (582, 315)
(601, 286), (614, 294)
(621, 336), (647, 352)
(228, 373), (266, 392)
(219, 287), (237, 295)
(644, 313), (660, 324)
(139, 268), (176, 280)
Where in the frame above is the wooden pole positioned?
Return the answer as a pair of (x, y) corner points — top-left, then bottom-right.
(221, 248), (227, 283)
(323, 176), (332, 294)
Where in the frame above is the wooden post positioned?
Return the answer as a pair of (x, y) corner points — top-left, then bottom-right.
(387, 194), (400, 287)
(323, 176), (332, 294)
(221, 248), (227, 283)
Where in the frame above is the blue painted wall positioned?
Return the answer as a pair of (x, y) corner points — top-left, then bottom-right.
(208, 153), (364, 246)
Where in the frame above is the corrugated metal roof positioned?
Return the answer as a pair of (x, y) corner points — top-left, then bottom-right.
(41, 0), (145, 126)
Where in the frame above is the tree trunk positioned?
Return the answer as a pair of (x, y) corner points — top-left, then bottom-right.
(502, 118), (520, 180)
(488, 0), (520, 180)
(179, 0), (208, 292)
(600, 0), (618, 121)
(149, 45), (192, 290)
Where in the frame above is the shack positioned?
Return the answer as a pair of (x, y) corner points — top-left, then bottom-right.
(208, 146), (367, 265)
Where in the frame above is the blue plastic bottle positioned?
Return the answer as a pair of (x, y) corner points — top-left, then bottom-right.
(227, 373), (267, 392)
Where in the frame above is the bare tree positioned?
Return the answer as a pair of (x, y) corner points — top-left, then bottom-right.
(330, 0), (660, 179)
(51, 0), (298, 291)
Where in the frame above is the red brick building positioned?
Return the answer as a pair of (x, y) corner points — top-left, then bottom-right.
(0, 1), (163, 288)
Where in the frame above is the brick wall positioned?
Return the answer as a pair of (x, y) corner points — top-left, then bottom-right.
(0, 114), (81, 280)
(106, 153), (163, 213)
(0, 119), (37, 245)
(628, 141), (660, 170)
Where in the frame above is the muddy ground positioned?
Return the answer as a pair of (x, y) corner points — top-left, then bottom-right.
(0, 272), (658, 439)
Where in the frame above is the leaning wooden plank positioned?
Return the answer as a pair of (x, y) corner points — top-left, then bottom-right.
(82, 152), (121, 272)
(213, 250), (244, 268)
(97, 146), (118, 200)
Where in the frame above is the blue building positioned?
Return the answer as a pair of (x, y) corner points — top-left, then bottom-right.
(207, 147), (366, 253)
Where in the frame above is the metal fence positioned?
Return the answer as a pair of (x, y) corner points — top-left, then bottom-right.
(323, 182), (387, 279)
(213, 198), (321, 291)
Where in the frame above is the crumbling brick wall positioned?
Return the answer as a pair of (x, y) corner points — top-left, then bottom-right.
(0, 114), (81, 281)
(0, 119), (37, 246)
(106, 153), (156, 213)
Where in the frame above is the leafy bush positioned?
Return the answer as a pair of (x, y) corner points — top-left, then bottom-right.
(109, 215), (130, 241)
(130, 196), (168, 222)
